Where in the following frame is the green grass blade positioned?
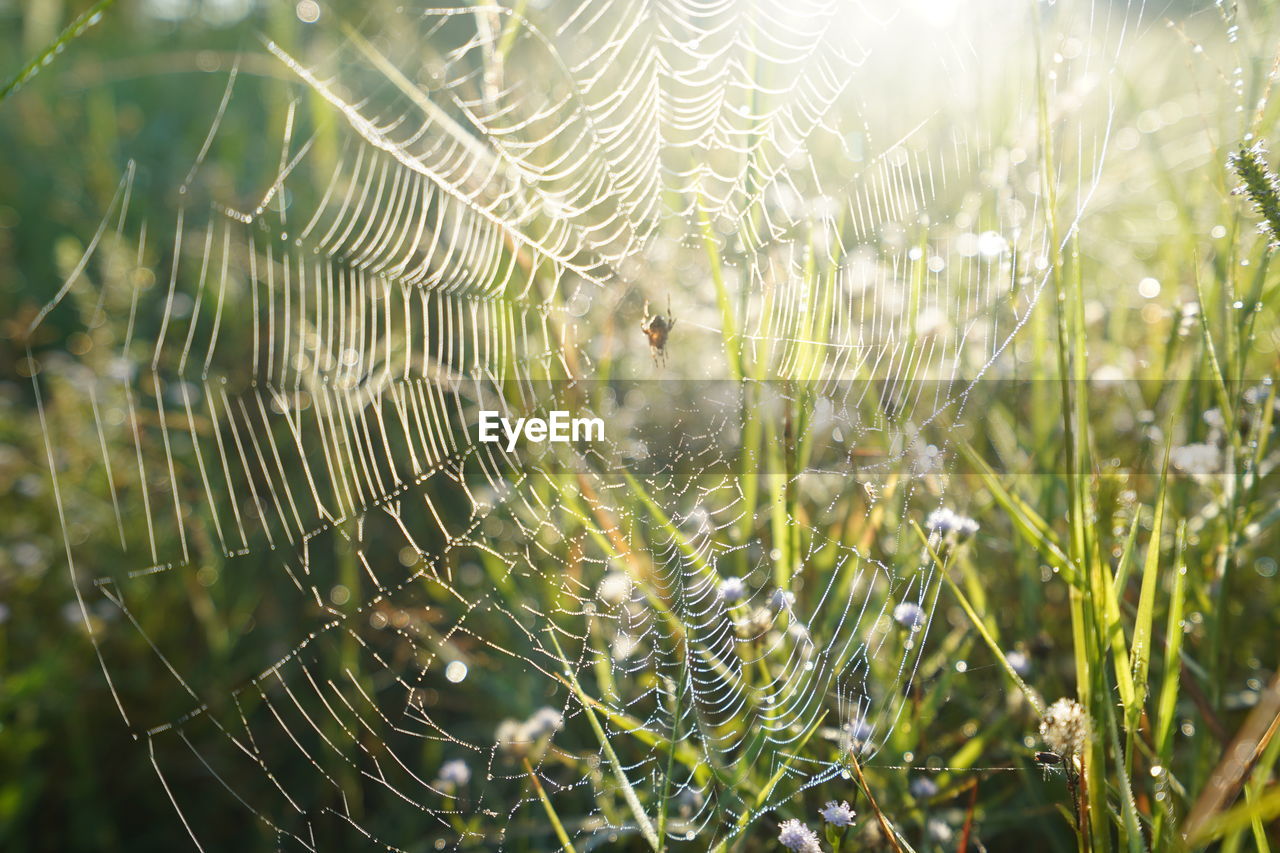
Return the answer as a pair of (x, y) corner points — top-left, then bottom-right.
(0, 0), (116, 105)
(523, 757), (579, 853)
(698, 201), (743, 381)
(546, 628), (661, 850)
(913, 522), (1044, 716)
(1154, 524), (1188, 760)
(1129, 439), (1173, 722)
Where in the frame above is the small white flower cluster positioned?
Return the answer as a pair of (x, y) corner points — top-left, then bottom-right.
(909, 776), (938, 799)
(776, 800), (857, 851)
(732, 587), (800, 638)
(718, 575), (746, 604)
(841, 719), (874, 755)
(925, 508), (979, 539)
(777, 818), (822, 852)
(1005, 649), (1031, 677)
(893, 601), (926, 631)
(1039, 697), (1090, 758)
(596, 571), (634, 606)
(433, 758), (470, 792)
(1171, 442), (1221, 476)
(818, 799), (855, 827)
(734, 605), (775, 638)
(496, 706), (564, 757)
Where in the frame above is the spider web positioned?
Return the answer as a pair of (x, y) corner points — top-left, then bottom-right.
(29, 0), (1137, 848)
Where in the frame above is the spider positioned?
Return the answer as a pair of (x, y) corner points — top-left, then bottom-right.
(640, 298), (675, 365)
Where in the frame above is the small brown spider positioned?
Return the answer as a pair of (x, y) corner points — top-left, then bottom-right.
(640, 298), (675, 365)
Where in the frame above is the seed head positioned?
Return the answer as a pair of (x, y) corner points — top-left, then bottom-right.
(496, 707), (565, 756)
(1039, 697), (1090, 758)
(1229, 142), (1280, 251)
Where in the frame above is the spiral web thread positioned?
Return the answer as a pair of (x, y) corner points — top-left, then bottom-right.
(30, 0), (1137, 848)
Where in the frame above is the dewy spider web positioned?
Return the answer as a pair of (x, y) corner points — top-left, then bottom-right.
(30, 0), (1137, 848)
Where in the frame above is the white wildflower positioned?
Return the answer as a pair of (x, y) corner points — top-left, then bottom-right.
(525, 707), (564, 739)
(612, 632), (640, 661)
(597, 571), (633, 606)
(735, 605), (774, 637)
(1171, 442), (1221, 475)
(777, 817), (822, 852)
(1040, 697), (1090, 758)
(495, 718), (530, 755)
(1005, 649), (1031, 677)
(770, 589), (797, 611)
(927, 817), (953, 842)
(842, 719), (874, 754)
(909, 776), (939, 799)
(819, 800), (855, 827)
(718, 575), (746, 604)
(435, 759), (470, 790)
(893, 601), (926, 631)
(925, 508), (979, 538)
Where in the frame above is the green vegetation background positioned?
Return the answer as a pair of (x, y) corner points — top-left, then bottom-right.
(1, 1), (1279, 852)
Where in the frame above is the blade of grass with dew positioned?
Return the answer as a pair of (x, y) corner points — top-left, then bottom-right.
(1105, 514), (1142, 717)
(912, 522), (1044, 715)
(0, 0), (116, 105)
(699, 200), (743, 382)
(655, 666), (688, 849)
(847, 751), (913, 853)
(1101, 675), (1146, 853)
(558, 677), (712, 787)
(545, 627), (660, 850)
(522, 757), (579, 853)
(1154, 524), (1188, 763)
(955, 438), (1074, 576)
(1129, 439), (1173, 737)
(715, 710), (829, 853)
